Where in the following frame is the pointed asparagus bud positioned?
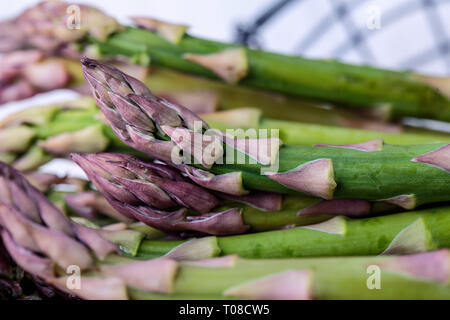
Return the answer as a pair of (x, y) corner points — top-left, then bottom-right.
(64, 191), (134, 223)
(267, 159), (336, 199)
(301, 216), (347, 235)
(73, 153), (220, 213)
(101, 258), (179, 293)
(183, 167), (248, 195)
(0, 125), (35, 153)
(159, 90), (219, 114)
(184, 48), (248, 84)
(164, 237), (221, 261)
(224, 270), (313, 300)
(132, 17), (188, 44)
(39, 125), (109, 155)
(412, 144), (450, 172)
(200, 108), (262, 129)
(1, 230), (54, 279)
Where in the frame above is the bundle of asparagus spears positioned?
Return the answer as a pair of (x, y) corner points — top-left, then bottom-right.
(0, 1), (449, 300)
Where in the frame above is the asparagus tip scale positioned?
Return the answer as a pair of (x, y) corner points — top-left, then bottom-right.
(382, 218), (435, 255)
(379, 194), (416, 210)
(1, 230), (54, 279)
(267, 158), (336, 199)
(412, 144), (450, 172)
(224, 270), (313, 300)
(164, 236), (220, 261)
(183, 168), (248, 196)
(301, 216), (347, 235)
(183, 48), (248, 84)
(378, 249), (449, 284)
(224, 136), (282, 166)
(315, 138), (384, 152)
(218, 191), (283, 212)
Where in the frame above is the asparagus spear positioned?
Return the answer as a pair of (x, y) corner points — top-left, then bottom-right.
(5, 1), (450, 121)
(73, 152), (400, 233)
(129, 250), (450, 300)
(137, 206), (450, 259)
(81, 58), (450, 209)
(3, 96), (447, 172)
(0, 161), (448, 300)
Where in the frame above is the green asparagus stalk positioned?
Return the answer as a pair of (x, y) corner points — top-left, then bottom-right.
(72, 152), (400, 234)
(3, 96), (448, 173)
(81, 58), (450, 210)
(1, 161), (448, 300)
(5, 1), (450, 122)
(92, 27), (450, 122)
(128, 250), (450, 300)
(137, 206), (450, 259)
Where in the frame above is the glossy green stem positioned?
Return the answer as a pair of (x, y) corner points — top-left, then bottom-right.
(211, 143), (450, 206)
(137, 207), (450, 259)
(130, 253), (450, 300)
(93, 27), (450, 121)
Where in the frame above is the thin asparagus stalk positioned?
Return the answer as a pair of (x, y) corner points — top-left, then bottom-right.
(81, 58), (450, 210)
(0, 160), (448, 300)
(2, 96), (447, 173)
(4, 1), (450, 121)
(128, 250), (450, 300)
(137, 206), (450, 259)
(2, 48), (410, 137)
(72, 152), (399, 234)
